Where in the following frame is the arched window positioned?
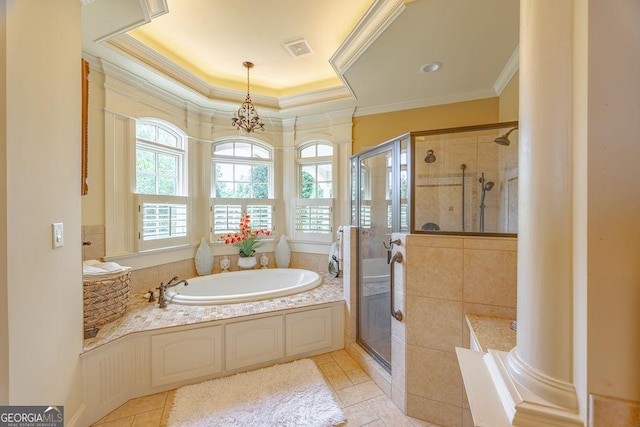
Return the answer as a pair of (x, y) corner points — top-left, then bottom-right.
(294, 141), (334, 240)
(211, 139), (274, 235)
(135, 119), (189, 250)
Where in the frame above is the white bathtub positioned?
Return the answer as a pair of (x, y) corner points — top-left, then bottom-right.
(361, 257), (390, 297)
(165, 268), (322, 305)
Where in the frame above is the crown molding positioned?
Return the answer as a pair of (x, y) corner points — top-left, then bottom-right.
(103, 33), (361, 116)
(353, 87), (498, 117)
(330, 0), (407, 75)
(106, 34), (217, 100)
(145, 0), (168, 19)
(494, 45), (520, 95)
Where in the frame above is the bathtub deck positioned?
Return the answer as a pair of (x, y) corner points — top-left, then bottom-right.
(83, 272), (344, 352)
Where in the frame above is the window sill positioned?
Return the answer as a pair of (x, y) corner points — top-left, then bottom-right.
(103, 238), (334, 271)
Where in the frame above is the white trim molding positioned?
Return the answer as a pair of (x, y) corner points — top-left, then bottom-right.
(457, 347), (583, 427)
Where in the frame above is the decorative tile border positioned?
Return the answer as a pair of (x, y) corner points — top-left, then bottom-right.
(83, 273), (344, 352)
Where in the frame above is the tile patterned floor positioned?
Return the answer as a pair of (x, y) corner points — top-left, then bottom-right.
(91, 350), (441, 427)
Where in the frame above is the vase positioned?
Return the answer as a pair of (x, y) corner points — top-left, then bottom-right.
(275, 235), (291, 268)
(260, 253), (269, 269)
(195, 237), (213, 276)
(220, 256), (230, 272)
(237, 256), (257, 269)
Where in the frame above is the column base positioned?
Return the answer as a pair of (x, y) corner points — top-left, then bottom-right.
(457, 348), (583, 426)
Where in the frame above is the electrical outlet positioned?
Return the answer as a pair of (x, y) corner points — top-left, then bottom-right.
(52, 223), (63, 248)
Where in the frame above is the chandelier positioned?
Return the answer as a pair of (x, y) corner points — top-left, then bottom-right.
(232, 61), (265, 132)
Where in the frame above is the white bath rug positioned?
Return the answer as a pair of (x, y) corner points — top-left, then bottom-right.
(167, 359), (345, 427)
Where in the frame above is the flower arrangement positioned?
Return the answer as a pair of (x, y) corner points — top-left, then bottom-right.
(220, 213), (271, 257)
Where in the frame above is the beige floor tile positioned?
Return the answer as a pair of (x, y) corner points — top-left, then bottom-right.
(342, 401), (380, 427)
(337, 381), (385, 407)
(91, 414), (109, 425)
(345, 367), (371, 385)
(311, 352), (335, 365)
(160, 390), (176, 426)
(362, 420), (386, 427)
(408, 416), (437, 426)
(331, 349), (361, 371)
(369, 394), (414, 427)
(319, 360), (355, 390)
(131, 409), (162, 426)
(328, 384), (346, 409)
(105, 392), (167, 422)
(97, 416), (134, 427)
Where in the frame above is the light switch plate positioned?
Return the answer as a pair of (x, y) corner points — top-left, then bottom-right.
(52, 223), (63, 248)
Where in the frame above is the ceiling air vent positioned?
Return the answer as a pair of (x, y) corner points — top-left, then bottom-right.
(284, 39), (313, 58)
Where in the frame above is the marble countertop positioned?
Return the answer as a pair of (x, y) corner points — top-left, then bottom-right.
(83, 273), (344, 353)
(466, 314), (516, 353)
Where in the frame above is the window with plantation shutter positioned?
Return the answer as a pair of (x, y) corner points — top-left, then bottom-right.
(294, 198), (333, 242)
(211, 198), (274, 238)
(295, 141), (335, 242)
(211, 140), (275, 242)
(135, 119), (189, 251)
(136, 195), (189, 251)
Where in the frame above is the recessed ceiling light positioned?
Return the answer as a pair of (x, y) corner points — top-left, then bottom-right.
(420, 62), (442, 73)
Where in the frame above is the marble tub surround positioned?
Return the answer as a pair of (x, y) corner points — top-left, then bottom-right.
(403, 234), (517, 427)
(83, 273), (343, 352)
(465, 314), (516, 353)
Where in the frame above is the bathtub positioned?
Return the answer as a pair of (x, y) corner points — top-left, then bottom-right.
(165, 268), (322, 305)
(361, 257), (390, 297)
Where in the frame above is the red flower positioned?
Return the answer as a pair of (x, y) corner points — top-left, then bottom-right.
(219, 213), (271, 257)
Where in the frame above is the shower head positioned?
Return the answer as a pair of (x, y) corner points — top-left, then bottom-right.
(484, 181), (495, 191)
(424, 149), (436, 163)
(495, 127), (518, 146)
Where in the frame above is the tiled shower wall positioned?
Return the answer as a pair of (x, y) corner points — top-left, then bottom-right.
(399, 234), (517, 427)
(414, 129), (518, 234)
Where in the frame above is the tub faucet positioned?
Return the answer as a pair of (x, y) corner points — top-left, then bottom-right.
(157, 276), (189, 308)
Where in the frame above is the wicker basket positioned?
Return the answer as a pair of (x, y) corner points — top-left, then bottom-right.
(83, 269), (131, 330)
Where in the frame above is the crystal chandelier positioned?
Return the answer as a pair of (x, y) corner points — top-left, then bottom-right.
(232, 61), (265, 132)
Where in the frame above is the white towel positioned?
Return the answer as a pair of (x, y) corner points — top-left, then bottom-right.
(82, 260), (130, 276)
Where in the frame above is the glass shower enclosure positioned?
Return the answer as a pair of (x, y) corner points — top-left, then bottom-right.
(350, 136), (409, 370)
(350, 121), (518, 371)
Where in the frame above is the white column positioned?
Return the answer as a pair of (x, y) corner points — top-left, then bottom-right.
(506, 0), (578, 412)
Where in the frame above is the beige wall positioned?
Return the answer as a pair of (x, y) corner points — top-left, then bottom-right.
(1, 0), (84, 417)
(82, 69), (105, 226)
(498, 71), (519, 122)
(352, 98), (499, 153)
(584, 0), (640, 403)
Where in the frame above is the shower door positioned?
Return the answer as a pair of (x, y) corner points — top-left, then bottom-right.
(353, 137), (408, 370)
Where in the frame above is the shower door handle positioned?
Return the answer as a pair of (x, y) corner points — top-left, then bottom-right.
(389, 251), (404, 321)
